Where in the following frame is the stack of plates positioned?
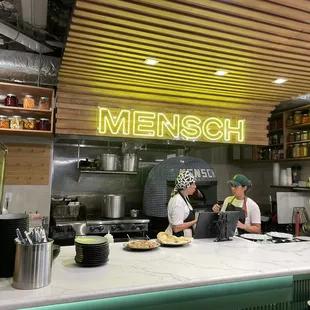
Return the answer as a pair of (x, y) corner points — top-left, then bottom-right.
(74, 236), (109, 267)
(0, 213), (29, 277)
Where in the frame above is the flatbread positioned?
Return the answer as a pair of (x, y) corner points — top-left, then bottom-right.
(157, 232), (191, 244)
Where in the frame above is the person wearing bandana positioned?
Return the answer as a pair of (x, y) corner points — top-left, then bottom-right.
(165, 171), (198, 237)
(212, 174), (261, 234)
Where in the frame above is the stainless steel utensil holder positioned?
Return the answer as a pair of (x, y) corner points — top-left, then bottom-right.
(13, 239), (54, 290)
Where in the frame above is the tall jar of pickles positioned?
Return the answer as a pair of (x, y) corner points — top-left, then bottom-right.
(294, 111), (302, 125)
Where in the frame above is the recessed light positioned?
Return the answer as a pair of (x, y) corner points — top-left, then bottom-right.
(273, 78), (287, 84)
(214, 70), (228, 76)
(144, 58), (158, 66)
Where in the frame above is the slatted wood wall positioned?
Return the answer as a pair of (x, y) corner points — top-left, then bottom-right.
(57, 0), (310, 145)
(2, 144), (51, 185)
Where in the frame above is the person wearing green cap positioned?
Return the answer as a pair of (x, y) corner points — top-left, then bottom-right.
(212, 174), (261, 234)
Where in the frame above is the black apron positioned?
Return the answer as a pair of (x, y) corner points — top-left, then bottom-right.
(226, 197), (246, 235)
(173, 193), (195, 237)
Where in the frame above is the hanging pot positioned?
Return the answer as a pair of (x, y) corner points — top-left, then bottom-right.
(123, 153), (138, 172)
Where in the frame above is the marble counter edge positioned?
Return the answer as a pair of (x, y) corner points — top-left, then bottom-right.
(2, 266), (310, 310)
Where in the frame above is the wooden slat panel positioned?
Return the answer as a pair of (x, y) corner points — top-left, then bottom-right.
(4, 144), (51, 185)
(57, 0), (310, 146)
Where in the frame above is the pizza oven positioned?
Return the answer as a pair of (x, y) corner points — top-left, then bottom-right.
(143, 156), (217, 233)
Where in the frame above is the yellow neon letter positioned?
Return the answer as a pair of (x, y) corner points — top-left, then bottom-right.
(180, 115), (202, 140)
(98, 108), (130, 135)
(157, 113), (180, 139)
(202, 118), (224, 141)
(224, 119), (245, 142)
(133, 111), (156, 137)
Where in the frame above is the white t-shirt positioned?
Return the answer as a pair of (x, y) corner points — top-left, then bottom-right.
(165, 193), (193, 237)
(221, 196), (261, 225)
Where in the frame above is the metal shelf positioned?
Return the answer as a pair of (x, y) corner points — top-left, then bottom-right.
(79, 170), (137, 175)
(270, 185), (310, 191)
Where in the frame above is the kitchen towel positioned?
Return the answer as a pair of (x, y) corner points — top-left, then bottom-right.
(273, 163), (280, 186)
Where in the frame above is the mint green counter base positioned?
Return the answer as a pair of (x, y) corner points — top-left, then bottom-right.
(23, 274), (310, 310)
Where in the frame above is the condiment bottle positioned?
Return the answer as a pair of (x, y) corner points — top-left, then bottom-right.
(105, 231), (114, 243)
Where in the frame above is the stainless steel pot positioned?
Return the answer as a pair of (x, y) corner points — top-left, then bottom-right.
(123, 153), (138, 172)
(99, 154), (119, 171)
(102, 194), (126, 218)
(130, 209), (139, 218)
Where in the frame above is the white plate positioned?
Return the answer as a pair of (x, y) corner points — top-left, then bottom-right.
(240, 234), (272, 241)
(157, 239), (191, 246)
(296, 236), (310, 241)
(267, 232), (293, 239)
(123, 240), (160, 251)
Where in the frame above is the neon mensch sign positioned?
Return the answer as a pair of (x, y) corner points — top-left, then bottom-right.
(97, 107), (245, 143)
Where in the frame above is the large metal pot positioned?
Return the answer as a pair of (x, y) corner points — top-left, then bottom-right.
(123, 153), (138, 172)
(102, 194), (126, 218)
(99, 154), (118, 171)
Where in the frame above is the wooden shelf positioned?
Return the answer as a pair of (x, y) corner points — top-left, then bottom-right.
(287, 123), (310, 130)
(79, 170), (137, 175)
(0, 128), (52, 136)
(268, 129), (283, 134)
(271, 185), (310, 191)
(287, 140), (310, 145)
(0, 105), (52, 115)
(268, 144), (283, 147)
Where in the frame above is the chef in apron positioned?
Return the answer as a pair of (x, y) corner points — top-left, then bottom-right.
(212, 174), (261, 234)
(165, 170), (197, 237)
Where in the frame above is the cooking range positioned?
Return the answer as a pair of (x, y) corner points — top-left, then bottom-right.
(86, 216), (149, 235)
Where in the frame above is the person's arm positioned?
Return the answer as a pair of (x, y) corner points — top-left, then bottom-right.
(173, 219), (197, 233)
(237, 222), (261, 233)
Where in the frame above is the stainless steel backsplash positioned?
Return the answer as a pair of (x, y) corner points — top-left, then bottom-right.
(52, 145), (157, 215)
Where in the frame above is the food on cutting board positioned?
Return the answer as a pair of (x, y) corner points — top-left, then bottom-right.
(157, 232), (191, 244)
(127, 240), (159, 249)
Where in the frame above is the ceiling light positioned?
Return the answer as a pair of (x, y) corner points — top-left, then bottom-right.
(214, 70), (228, 76)
(144, 58), (158, 66)
(273, 78), (287, 84)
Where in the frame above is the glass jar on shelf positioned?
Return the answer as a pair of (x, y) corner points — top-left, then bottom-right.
(39, 97), (50, 110)
(279, 149), (284, 160)
(279, 135), (284, 144)
(38, 118), (50, 131)
(302, 114), (309, 124)
(286, 116), (294, 127)
(272, 148), (279, 160)
(287, 145), (293, 158)
(0, 115), (9, 128)
(288, 133), (295, 142)
(293, 144), (300, 158)
(23, 117), (36, 130)
(295, 131), (301, 142)
(10, 115), (23, 129)
(4, 94), (18, 107)
(301, 143), (308, 157)
(294, 111), (302, 125)
(301, 131), (308, 141)
(23, 95), (35, 109)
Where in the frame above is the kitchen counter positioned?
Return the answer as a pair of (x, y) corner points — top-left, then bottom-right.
(1, 237), (310, 310)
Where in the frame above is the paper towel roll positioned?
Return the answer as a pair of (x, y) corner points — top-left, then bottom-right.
(273, 163), (280, 185)
(286, 168), (292, 186)
(280, 169), (287, 186)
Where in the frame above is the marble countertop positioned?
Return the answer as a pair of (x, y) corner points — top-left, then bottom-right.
(1, 237), (310, 310)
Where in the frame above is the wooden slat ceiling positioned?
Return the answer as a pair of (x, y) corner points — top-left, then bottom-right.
(57, 0), (310, 145)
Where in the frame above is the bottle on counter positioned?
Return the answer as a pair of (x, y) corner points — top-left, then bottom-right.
(105, 231), (114, 244)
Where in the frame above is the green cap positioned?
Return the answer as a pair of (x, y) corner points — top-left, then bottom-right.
(228, 174), (250, 187)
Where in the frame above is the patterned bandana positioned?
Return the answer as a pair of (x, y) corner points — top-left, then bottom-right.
(173, 170), (196, 195)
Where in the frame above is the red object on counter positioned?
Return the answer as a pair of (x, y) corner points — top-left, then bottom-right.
(295, 211), (300, 236)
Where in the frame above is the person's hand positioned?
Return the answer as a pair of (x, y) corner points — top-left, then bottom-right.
(212, 204), (221, 213)
(193, 219), (198, 224)
(237, 221), (245, 230)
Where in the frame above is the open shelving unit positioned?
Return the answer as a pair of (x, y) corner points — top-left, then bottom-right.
(0, 82), (54, 136)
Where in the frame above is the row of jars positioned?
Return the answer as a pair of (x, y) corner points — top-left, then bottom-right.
(287, 143), (310, 158)
(269, 134), (283, 145)
(287, 131), (310, 142)
(2, 94), (50, 110)
(268, 118), (283, 131)
(258, 147), (284, 161)
(0, 115), (50, 131)
(287, 110), (310, 127)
